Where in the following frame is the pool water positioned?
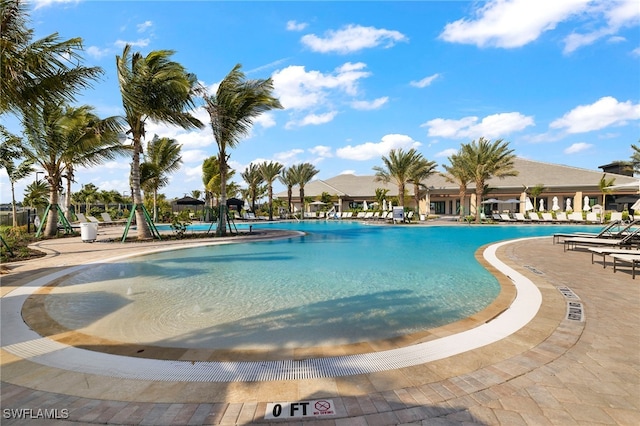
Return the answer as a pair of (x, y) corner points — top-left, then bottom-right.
(44, 222), (590, 350)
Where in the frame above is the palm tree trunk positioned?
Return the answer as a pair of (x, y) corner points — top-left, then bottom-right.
(44, 177), (59, 237)
(65, 175), (73, 222)
(458, 188), (466, 220)
(11, 183), (17, 228)
(299, 186), (305, 220)
(268, 186), (274, 221)
(153, 190), (158, 222)
(132, 139), (151, 239)
(217, 156), (228, 236)
(475, 185), (483, 224)
(287, 187), (292, 217)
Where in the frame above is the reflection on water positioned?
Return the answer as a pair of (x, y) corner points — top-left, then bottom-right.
(44, 222), (587, 349)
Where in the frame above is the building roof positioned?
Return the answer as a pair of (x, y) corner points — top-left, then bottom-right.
(276, 157), (640, 199)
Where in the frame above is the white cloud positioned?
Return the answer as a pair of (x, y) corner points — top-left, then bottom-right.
(607, 36), (626, 43)
(440, 0), (589, 48)
(336, 134), (422, 161)
(137, 21), (153, 33)
(550, 96), (640, 133)
(309, 145), (333, 158)
(286, 20), (308, 31)
(340, 170), (356, 175)
(115, 38), (150, 48)
(564, 142), (593, 154)
(351, 97), (388, 111)
(32, 0), (78, 10)
(633, 47), (640, 56)
(181, 149), (209, 164)
(410, 73), (440, 88)
(274, 149), (305, 165)
(86, 46), (111, 59)
(286, 111), (337, 129)
(423, 112), (534, 139)
(301, 24), (408, 54)
(435, 148), (459, 158)
(254, 112), (277, 128)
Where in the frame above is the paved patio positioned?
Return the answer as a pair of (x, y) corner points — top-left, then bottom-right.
(1, 224), (638, 425)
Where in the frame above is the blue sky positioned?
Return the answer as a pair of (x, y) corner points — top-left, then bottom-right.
(2, 0), (640, 202)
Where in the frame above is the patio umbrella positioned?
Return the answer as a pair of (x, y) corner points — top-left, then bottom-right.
(551, 196), (560, 211)
(566, 198), (572, 211)
(583, 196), (591, 211)
(631, 199), (640, 211)
(382, 199), (387, 211)
(481, 198), (500, 204)
(525, 197), (534, 211)
(363, 200), (368, 211)
(605, 181), (640, 191)
(539, 199), (545, 211)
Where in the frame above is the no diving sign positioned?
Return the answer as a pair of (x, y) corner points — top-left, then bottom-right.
(265, 399), (336, 420)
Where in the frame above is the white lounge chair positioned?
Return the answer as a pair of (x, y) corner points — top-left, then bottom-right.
(514, 212), (530, 222)
(500, 213), (515, 222)
(75, 213), (88, 223)
(555, 212), (569, 222)
(589, 247), (640, 268)
(563, 227), (640, 251)
(540, 212), (555, 223)
(554, 220), (638, 244)
(101, 212), (126, 225)
(527, 212), (540, 222)
(609, 212), (623, 222)
(610, 253), (640, 279)
(568, 212), (585, 222)
(586, 212), (599, 223)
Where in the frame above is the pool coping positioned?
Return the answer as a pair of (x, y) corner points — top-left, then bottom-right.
(3, 234), (543, 383)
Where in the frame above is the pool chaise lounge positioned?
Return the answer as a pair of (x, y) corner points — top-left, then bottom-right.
(589, 247), (640, 268)
(563, 226), (640, 251)
(553, 220), (636, 244)
(610, 253), (640, 279)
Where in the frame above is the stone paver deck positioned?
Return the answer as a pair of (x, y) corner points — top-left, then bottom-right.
(1, 223), (638, 425)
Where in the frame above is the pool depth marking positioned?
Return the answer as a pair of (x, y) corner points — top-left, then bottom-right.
(1, 237), (542, 382)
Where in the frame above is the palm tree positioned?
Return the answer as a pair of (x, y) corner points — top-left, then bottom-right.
(279, 167), (297, 217)
(631, 143), (640, 174)
(140, 135), (182, 222)
(200, 64), (282, 236)
(241, 163), (265, 213)
(23, 179), (49, 211)
(78, 183), (99, 216)
(0, 127), (33, 226)
(373, 148), (423, 208)
(599, 174), (616, 224)
(1, 0), (102, 115)
(258, 161), (284, 220)
(528, 184), (546, 211)
(116, 44), (202, 239)
(407, 157), (437, 216)
(20, 103), (125, 236)
(442, 153), (473, 221)
(290, 163), (319, 219)
(458, 138), (518, 223)
(191, 189), (202, 200)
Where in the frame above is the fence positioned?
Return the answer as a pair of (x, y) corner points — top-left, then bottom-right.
(0, 209), (39, 230)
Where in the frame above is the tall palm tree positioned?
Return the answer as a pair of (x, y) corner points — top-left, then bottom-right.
(1, 0), (102, 115)
(442, 153), (473, 220)
(279, 167), (297, 217)
(407, 157), (437, 216)
(21, 103), (125, 236)
(0, 127), (33, 226)
(200, 64), (282, 236)
(78, 183), (99, 216)
(23, 178), (49, 211)
(241, 163), (265, 213)
(258, 161), (284, 220)
(599, 174), (615, 224)
(191, 189), (202, 200)
(631, 143), (640, 174)
(140, 135), (182, 222)
(290, 163), (319, 219)
(458, 137), (518, 223)
(528, 184), (546, 211)
(373, 148), (423, 208)
(116, 44), (202, 239)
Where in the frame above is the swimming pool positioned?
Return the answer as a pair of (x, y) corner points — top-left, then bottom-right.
(43, 222), (590, 350)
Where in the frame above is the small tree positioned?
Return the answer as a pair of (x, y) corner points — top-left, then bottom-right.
(599, 174), (615, 223)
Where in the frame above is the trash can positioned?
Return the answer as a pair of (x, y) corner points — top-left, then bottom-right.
(80, 222), (98, 242)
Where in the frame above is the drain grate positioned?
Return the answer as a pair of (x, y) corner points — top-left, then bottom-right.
(557, 286), (579, 299)
(524, 265), (544, 275)
(567, 301), (584, 322)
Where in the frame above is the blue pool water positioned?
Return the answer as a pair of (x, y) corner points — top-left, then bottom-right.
(45, 222), (593, 350)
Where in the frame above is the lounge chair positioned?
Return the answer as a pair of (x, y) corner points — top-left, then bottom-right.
(568, 212), (585, 222)
(555, 212), (569, 222)
(500, 213), (515, 222)
(514, 212), (530, 222)
(585, 212), (599, 223)
(553, 220), (631, 244)
(609, 212), (623, 223)
(563, 226), (640, 251)
(610, 253), (640, 279)
(363, 212), (374, 220)
(101, 212), (126, 225)
(87, 215), (101, 224)
(527, 212), (540, 222)
(75, 213), (88, 223)
(491, 213), (502, 221)
(588, 247), (640, 268)
(356, 212), (366, 219)
(540, 212), (555, 223)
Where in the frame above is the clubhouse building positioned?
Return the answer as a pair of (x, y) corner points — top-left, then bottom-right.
(275, 158), (640, 217)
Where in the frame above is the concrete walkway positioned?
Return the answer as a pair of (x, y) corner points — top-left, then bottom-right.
(1, 224), (638, 425)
